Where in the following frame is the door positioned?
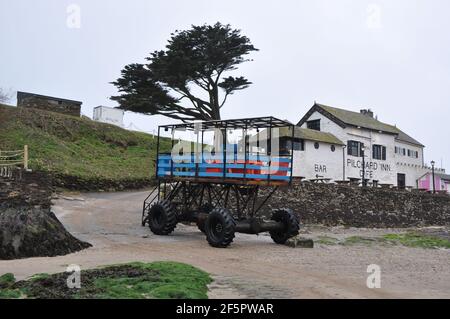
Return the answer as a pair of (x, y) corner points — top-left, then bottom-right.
(397, 173), (406, 189)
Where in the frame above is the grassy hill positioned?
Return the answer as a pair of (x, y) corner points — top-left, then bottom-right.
(0, 104), (170, 190)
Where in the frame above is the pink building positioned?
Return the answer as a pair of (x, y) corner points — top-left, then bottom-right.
(417, 172), (450, 193)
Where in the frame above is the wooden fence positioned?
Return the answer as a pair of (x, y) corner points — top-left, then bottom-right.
(0, 145), (29, 178)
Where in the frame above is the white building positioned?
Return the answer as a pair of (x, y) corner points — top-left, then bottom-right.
(93, 106), (124, 127)
(293, 103), (445, 188)
(279, 127), (346, 181)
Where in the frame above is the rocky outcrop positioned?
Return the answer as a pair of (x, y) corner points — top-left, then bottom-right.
(0, 206), (91, 259)
(0, 171), (91, 260)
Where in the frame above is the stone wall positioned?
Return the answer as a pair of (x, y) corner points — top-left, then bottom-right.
(18, 96), (81, 117)
(51, 173), (155, 192)
(263, 182), (450, 227)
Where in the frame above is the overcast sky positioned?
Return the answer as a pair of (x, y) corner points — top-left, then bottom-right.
(1, 0), (449, 169)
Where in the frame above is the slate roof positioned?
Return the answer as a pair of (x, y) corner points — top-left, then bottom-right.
(298, 103), (424, 147)
(294, 127), (344, 145)
(259, 126), (344, 145)
(17, 91), (82, 105)
(318, 104), (399, 134)
(394, 130), (424, 147)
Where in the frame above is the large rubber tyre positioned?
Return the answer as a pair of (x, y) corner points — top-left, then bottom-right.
(205, 208), (236, 248)
(197, 203), (214, 233)
(269, 208), (300, 244)
(148, 200), (177, 235)
(197, 221), (206, 234)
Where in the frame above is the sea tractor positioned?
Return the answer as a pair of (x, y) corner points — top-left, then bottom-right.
(142, 117), (300, 248)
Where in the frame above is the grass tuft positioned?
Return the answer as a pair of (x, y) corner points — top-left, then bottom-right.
(383, 233), (450, 249)
(316, 232), (450, 249)
(0, 273), (16, 288)
(316, 236), (340, 245)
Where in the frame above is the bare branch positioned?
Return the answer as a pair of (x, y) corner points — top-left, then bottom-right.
(219, 92), (230, 109)
(0, 88), (12, 104)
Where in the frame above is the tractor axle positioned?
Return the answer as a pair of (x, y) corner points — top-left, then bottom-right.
(235, 219), (285, 234)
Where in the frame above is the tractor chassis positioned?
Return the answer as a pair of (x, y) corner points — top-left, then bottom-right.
(143, 180), (286, 236)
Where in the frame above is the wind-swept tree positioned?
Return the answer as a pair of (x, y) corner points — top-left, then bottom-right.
(0, 88), (12, 104)
(111, 23), (258, 122)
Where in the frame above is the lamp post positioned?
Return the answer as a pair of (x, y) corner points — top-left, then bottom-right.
(431, 160), (436, 194)
(361, 145), (366, 187)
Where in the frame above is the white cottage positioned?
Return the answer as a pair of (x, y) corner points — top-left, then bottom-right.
(295, 103), (444, 188)
(284, 127), (345, 181)
(254, 126), (345, 181)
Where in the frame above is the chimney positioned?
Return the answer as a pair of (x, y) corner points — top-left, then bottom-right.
(360, 109), (374, 118)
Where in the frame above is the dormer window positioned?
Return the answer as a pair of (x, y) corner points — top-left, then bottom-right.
(306, 119), (321, 131)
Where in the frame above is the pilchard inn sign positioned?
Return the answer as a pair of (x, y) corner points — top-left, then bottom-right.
(347, 158), (392, 179)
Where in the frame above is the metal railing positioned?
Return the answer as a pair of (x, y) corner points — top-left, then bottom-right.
(0, 145), (29, 178)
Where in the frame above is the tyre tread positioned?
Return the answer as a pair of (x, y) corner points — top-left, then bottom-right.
(269, 208), (300, 244)
(205, 207), (236, 248)
(149, 199), (177, 235)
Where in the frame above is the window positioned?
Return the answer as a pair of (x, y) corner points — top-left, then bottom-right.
(407, 149), (419, 158)
(285, 139), (304, 151)
(373, 145), (386, 160)
(397, 147), (419, 158)
(314, 142), (320, 149)
(347, 140), (364, 157)
(294, 140), (304, 151)
(395, 146), (406, 155)
(306, 119), (321, 131)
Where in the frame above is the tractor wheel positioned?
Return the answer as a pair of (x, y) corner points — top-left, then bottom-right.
(205, 208), (236, 248)
(197, 203), (214, 233)
(269, 208), (300, 244)
(197, 221), (206, 234)
(148, 200), (177, 235)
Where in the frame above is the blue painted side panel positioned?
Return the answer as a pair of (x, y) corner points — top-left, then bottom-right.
(156, 153), (293, 182)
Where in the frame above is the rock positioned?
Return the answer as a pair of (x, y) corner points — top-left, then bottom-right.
(285, 237), (314, 248)
(0, 206), (91, 260)
(0, 171), (91, 260)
